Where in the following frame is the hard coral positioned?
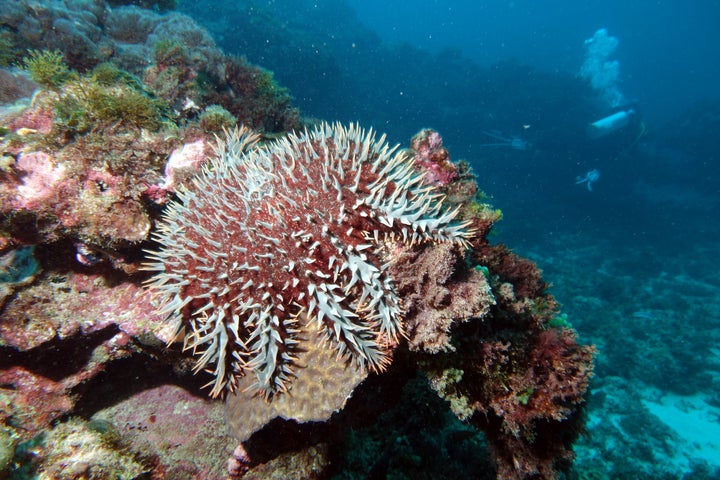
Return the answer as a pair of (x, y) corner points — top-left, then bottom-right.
(224, 326), (367, 442)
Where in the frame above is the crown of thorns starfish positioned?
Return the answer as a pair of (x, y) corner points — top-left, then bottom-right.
(144, 123), (473, 399)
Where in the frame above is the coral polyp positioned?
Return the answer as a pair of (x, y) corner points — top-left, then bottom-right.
(144, 123), (473, 399)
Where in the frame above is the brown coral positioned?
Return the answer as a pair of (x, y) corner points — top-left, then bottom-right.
(388, 241), (495, 353)
(224, 326), (367, 443)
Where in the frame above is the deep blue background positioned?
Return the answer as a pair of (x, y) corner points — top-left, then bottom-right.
(346, 0), (720, 125)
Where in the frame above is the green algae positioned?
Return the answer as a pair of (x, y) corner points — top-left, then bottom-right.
(21, 49), (72, 90)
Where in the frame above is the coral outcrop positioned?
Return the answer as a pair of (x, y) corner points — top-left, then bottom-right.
(409, 128), (458, 187)
(1, 1), (300, 132)
(0, 3), (592, 478)
(1, 123), (593, 480)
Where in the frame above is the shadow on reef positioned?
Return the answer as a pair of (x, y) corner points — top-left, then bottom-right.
(235, 348), (497, 480)
(242, 358), (417, 469)
(325, 370), (498, 480)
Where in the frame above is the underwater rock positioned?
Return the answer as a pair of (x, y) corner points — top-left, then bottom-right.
(1, 1), (300, 132)
(0, 68), (38, 104)
(0, 87), (178, 267)
(92, 384), (235, 480)
(0, 269), (168, 443)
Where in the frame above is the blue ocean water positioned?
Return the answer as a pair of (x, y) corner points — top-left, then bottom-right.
(177, 0), (720, 477)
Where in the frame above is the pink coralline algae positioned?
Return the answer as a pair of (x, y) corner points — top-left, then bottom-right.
(0, 269), (162, 437)
(0, 118), (180, 267)
(13, 151), (66, 210)
(145, 123), (474, 399)
(2, 147), (151, 246)
(7, 104), (55, 135)
(162, 138), (209, 190)
(410, 128), (459, 186)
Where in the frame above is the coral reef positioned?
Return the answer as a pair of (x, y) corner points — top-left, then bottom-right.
(0, 118), (175, 267)
(0, 68), (38, 104)
(409, 128), (458, 187)
(13, 417), (150, 479)
(142, 124), (591, 478)
(0, 262), (236, 479)
(199, 104), (236, 134)
(0, 2), (593, 478)
(1, 1), (300, 133)
(1, 119), (592, 479)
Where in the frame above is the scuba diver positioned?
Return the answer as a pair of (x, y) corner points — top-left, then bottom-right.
(573, 103), (646, 192)
(586, 103), (645, 143)
(478, 129), (531, 150)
